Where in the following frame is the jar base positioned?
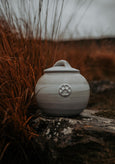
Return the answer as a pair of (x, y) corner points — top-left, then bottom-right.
(38, 108), (84, 117)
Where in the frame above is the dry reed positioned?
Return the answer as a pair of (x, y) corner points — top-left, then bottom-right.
(0, 0), (66, 162)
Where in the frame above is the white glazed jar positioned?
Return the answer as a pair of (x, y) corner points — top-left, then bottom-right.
(35, 60), (90, 116)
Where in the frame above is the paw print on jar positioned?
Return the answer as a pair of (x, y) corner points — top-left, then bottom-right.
(58, 84), (72, 97)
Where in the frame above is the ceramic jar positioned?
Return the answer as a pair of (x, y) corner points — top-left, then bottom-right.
(35, 60), (90, 116)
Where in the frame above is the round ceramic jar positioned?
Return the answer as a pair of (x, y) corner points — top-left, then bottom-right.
(35, 60), (90, 116)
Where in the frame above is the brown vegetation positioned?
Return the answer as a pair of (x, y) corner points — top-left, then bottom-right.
(54, 39), (115, 81)
(0, 0), (64, 163)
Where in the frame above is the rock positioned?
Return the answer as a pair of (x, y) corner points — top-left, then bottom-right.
(31, 109), (115, 164)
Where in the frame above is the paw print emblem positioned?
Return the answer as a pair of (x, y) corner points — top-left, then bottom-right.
(59, 84), (72, 97)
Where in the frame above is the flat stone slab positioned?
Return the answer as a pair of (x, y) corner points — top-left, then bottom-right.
(32, 109), (115, 163)
(32, 109), (115, 146)
(81, 109), (115, 131)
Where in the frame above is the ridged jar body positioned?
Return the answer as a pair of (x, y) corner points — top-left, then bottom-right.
(35, 72), (90, 116)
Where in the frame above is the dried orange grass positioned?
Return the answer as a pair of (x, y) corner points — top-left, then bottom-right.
(0, 24), (41, 160)
(0, 0), (64, 160)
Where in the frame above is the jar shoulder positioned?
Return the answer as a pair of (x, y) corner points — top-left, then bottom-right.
(36, 73), (89, 85)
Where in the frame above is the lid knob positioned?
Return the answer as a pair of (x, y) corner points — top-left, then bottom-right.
(53, 60), (71, 68)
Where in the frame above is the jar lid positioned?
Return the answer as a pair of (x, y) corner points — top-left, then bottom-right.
(44, 60), (80, 73)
